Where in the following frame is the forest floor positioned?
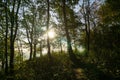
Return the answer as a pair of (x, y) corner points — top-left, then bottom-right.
(73, 68), (85, 80)
(0, 53), (119, 80)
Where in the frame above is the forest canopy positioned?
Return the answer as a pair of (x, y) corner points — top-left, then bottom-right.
(0, 0), (120, 80)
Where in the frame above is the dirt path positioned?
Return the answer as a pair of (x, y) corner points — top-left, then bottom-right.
(73, 68), (87, 80)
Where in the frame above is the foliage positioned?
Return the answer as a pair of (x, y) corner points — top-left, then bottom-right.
(15, 53), (76, 80)
(86, 0), (120, 79)
(0, 0), (120, 80)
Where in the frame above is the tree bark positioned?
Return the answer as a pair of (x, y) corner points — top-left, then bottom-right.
(33, 9), (37, 58)
(9, 0), (15, 77)
(4, 0), (8, 75)
(60, 38), (63, 53)
(9, 0), (21, 79)
(25, 26), (33, 60)
(87, 0), (90, 55)
(62, 0), (77, 63)
(23, 7), (33, 60)
(40, 41), (43, 57)
(47, 0), (52, 60)
(83, 0), (90, 56)
(30, 27), (33, 60)
(33, 43), (36, 58)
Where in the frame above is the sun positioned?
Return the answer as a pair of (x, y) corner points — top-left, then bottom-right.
(79, 46), (85, 52)
(48, 29), (55, 39)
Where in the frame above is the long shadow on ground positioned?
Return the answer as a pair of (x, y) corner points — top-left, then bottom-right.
(73, 60), (119, 80)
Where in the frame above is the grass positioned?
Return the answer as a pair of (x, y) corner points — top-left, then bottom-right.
(15, 53), (76, 80)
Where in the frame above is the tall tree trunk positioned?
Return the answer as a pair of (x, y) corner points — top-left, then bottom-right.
(60, 38), (63, 53)
(87, 0), (90, 55)
(9, 0), (15, 77)
(4, 0), (8, 75)
(9, 0), (21, 79)
(33, 43), (36, 58)
(23, 8), (33, 60)
(9, 41), (15, 77)
(33, 10), (37, 58)
(19, 39), (23, 62)
(62, 0), (77, 63)
(29, 43), (33, 60)
(25, 26), (33, 60)
(17, 39), (23, 63)
(30, 23), (34, 60)
(47, 0), (52, 60)
(40, 41), (43, 57)
(2, 58), (4, 69)
(26, 29), (33, 60)
(83, 0), (90, 56)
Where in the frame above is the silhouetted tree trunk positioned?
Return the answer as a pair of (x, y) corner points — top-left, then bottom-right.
(47, 0), (52, 60)
(9, 0), (21, 79)
(62, 0), (77, 63)
(60, 38), (63, 53)
(87, 0), (90, 55)
(9, 0), (15, 77)
(30, 44), (33, 60)
(83, 0), (90, 56)
(33, 43), (36, 58)
(25, 22), (33, 60)
(4, 0), (8, 75)
(17, 39), (23, 63)
(30, 30), (33, 60)
(23, 7), (33, 60)
(40, 41), (43, 57)
(2, 58), (4, 69)
(33, 10), (37, 58)
(25, 24), (33, 60)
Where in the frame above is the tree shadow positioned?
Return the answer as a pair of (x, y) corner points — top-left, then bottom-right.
(73, 60), (118, 80)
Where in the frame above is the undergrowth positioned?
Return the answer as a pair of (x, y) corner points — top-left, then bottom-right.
(15, 53), (76, 80)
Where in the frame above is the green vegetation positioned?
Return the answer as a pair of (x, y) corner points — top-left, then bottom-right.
(0, 0), (120, 80)
(14, 53), (75, 80)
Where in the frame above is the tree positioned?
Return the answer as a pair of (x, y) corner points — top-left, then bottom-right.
(47, 0), (52, 60)
(62, 0), (78, 63)
(89, 0), (120, 78)
(79, 0), (91, 56)
(21, 0), (47, 60)
(4, 0), (9, 75)
(9, 0), (21, 78)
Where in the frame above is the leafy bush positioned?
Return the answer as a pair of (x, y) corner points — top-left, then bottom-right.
(15, 53), (76, 80)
